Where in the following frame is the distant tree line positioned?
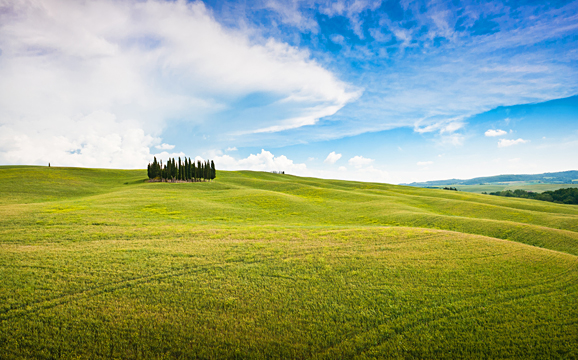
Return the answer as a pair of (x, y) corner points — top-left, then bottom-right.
(442, 187), (458, 191)
(485, 188), (578, 205)
(147, 157), (215, 182)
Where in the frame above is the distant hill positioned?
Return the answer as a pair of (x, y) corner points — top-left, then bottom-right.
(403, 170), (578, 187)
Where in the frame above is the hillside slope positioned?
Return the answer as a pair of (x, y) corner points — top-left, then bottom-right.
(4, 166), (576, 254)
(1, 166), (576, 359)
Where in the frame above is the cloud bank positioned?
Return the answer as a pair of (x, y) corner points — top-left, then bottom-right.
(0, 0), (357, 168)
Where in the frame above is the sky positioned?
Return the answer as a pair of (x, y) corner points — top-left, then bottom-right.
(0, 0), (577, 184)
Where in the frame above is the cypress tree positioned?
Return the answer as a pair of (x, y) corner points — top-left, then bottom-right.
(188, 157), (193, 181)
(172, 158), (177, 180)
(192, 161), (196, 182)
(197, 160), (202, 180)
(182, 157), (186, 181)
(152, 157), (158, 178)
(184, 158), (189, 181)
(167, 160), (170, 181)
(211, 160), (216, 180)
(167, 158), (171, 181)
(147, 163), (151, 179)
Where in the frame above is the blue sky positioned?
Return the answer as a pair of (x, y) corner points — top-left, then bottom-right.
(0, 0), (577, 183)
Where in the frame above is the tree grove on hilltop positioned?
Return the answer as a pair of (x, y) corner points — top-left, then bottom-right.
(147, 157), (216, 182)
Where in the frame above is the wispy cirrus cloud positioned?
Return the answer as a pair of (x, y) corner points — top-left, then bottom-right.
(417, 161), (434, 166)
(216, 0), (578, 146)
(498, 138), (529, 147)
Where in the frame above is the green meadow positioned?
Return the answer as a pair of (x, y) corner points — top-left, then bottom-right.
(1, 166), (577, 359)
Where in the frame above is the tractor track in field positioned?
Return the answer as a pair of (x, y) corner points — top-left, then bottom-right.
(0, 264), (217, 321)
(317, 258), (578, 359)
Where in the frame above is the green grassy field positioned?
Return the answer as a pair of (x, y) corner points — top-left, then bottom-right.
(424, 183), (578, 194)
(1, 166), (577, 359)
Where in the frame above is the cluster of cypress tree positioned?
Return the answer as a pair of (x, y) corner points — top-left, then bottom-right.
(147, 157), (215, 182)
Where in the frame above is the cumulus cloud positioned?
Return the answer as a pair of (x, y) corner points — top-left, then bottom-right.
(498, 138), (529, 147)
(211, 149), (394, 184)
(226, 147), (237, 152)
(0, 111), (158, 168)
(155, 143), (175, 150)
(214, 149), (306, 173)
(324, 151), (342, 164)
(0, 0), (358, 168)
(348, 155), (374, 167)
(485, 129), (508, 137)
(417, 161), (434, 166)
(153, 151), (187, 164)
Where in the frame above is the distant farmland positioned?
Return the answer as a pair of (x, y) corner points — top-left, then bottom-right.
(1, 166), (577, 359)
(426, 183), (578, 194)
(405, 170), (578, 194)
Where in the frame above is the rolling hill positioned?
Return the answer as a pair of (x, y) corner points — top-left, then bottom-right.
(404, 170), (578, 186)
(0, 166), (576, 359)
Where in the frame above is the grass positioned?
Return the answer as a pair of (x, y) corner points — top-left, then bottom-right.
(1, 166), (577, 359)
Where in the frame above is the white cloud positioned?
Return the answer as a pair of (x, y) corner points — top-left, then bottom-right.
(307, 157), (315, 161)
(438, 134), (464, 146)
(348, 155), (374, 167)
(264, 0), (318, 32)
(440, 121), (465, 134)
(338, 166), (347, 171)
(414, 118), (465, 134)
(0, 0), (358, 168)
(0, 111), (158, 168)
(330, 34), (345, 44)
(498, 138), (529, 147)
(155, 143), (175, 150)
(153, 151), (187, 164)
(226, 147), (238, 152)
(324, 151), (342, 164)
(417, 161), (434, 166)
(214, 149), (306, 173)
(485, 129), (508, 137)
